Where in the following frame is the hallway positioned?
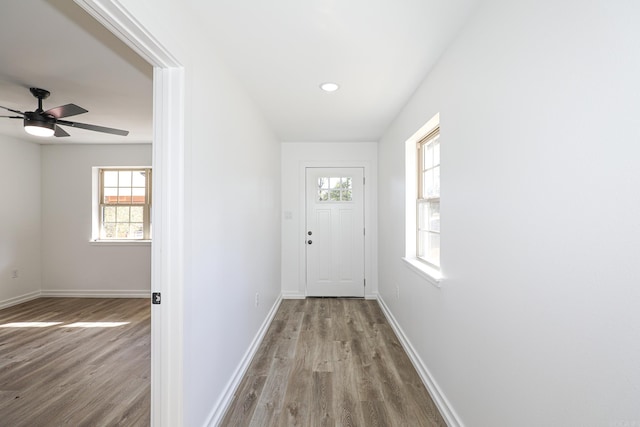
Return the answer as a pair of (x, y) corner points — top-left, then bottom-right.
(222, 299), (445, 426)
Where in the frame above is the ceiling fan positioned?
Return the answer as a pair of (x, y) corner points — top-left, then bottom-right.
(0, 87), (128, 138)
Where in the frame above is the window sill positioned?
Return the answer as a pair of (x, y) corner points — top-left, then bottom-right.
(90, 240), (151, 246)
(402, 257), (443, 288)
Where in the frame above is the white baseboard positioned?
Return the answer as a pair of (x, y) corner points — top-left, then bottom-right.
(283, 292), (376, 300)
(0, 291), (41, 310)
(282, 292), (306, 299)
(40, 289), (150, 298)
(376, 295), (463, 427)
(205, 294), (283, 427)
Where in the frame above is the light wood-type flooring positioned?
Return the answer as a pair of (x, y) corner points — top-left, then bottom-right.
(221, 298), (446, 427)
(0, 298), (150, 427)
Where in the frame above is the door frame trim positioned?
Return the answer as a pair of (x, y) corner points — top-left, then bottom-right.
(74, 1), (185, 425)
(298, 161), (375, 299)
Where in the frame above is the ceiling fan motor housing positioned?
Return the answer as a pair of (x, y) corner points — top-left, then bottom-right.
(23, 111), (56, 134)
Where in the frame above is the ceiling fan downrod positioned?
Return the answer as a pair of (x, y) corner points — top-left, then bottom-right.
(30, 87), (50, 112)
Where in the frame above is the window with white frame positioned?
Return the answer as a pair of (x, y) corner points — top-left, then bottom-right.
(97, 168), (152, 240)
(417, 127), (440, 268)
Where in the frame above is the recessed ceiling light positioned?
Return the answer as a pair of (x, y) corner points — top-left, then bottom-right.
(320, 82), (340, 92)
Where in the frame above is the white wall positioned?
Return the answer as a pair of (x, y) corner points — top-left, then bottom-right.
(378, 0), (640, 426)
(115, 3), (283, 426)
(40, 144), (151, 296)
(0, 136), (41, 307)
(281, 142), (378, 298)
(184, 60), (281, 427)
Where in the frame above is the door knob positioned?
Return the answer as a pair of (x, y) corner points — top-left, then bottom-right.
(307, 240), (313, 244)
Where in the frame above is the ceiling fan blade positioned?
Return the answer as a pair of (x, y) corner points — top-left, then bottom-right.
(0, 105), (25, 115)
(0, 115), (23, 119)
(54, 125), (70, 137)
(57, 119), (129, 136)
(45, 103), (88, 119)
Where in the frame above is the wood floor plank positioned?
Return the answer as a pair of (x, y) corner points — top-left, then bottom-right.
(371, 320), (446, 427)
(245, 304), (305, 427)
(332, 339), (364, 427)
(311, 316), (333, 373)
(276, 359), (312, 426)
(361, 399), (393, 427)
(221, 298), (447, 427)
(0, 298), (150, 427)
(223, 375), (267, 427)
(250, 320), (283, 376)
(311, 371), (334, 426)
(369, 347), (414, 425)
(354, 362), (384, 402)
(249, 370), (289, 427)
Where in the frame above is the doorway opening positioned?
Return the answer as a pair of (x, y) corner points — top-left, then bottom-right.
(76, 1), (185, 425)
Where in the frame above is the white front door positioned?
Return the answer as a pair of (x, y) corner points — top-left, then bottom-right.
(306, 167), (365, 297)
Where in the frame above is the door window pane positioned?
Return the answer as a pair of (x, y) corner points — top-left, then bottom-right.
(317, 176), (354, 202)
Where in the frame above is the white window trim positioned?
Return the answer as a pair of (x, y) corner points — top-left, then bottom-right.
(91, 166), (152, 242)
(89, 240), (151, 246)
(402, 257), (442, 287)
(405, 113), (443, 288)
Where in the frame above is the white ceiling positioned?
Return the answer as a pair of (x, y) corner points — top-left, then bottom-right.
(194, 0), (479, 142)
(0, 0), (478, 144)
(0, 0), (153, 144)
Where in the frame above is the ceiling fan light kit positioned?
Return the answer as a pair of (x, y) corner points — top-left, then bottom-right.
(24, 111), (56, 137)
(1, 87), (129, 138)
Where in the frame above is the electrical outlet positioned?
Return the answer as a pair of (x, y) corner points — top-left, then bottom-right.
(255, 293), (259, 307)
(12, 270), (18, 279)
